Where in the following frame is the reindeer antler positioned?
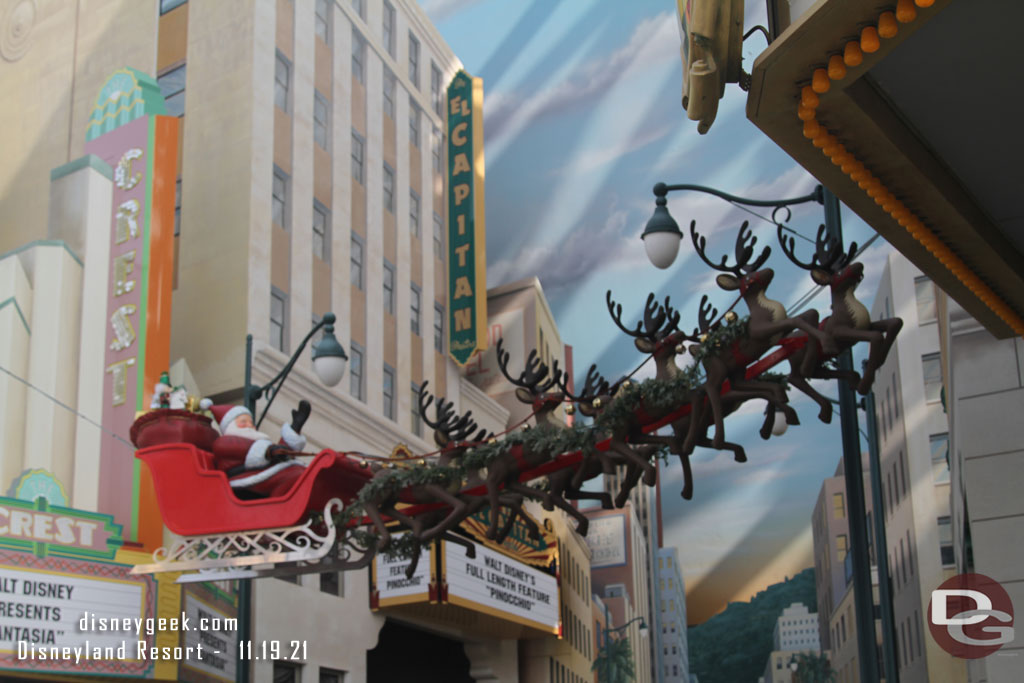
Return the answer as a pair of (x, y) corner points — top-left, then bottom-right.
(606, 290), (644, 337)
(691, 220), (771, 276)
(777, 223), (818, 271)
(496, 339), (560, 394)
(814, 224), (858, 273)
(559, 363), (611, 403)
(696, 295), (719, 334)
(419, 382), (482, 446)
(607, 291), (681, 342)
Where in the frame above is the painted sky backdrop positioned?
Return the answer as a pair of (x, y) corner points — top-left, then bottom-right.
(421, 0), (895, 624)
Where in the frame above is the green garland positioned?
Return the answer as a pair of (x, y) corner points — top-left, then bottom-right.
(690, 317), (751, 364)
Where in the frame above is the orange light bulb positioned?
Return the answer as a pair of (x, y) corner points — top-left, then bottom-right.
(896, 0), (917, 22)
(801, 86), (820, 109)
(879, 12), (898, 38)
(828, 55), (847, 80)
(861, 26), (880, 53)
(798, 105), (816, 121)
(812, 68), (831, 93)
(844, 41), (864, 67)
(803, 120), (821, 138)
(915, 0), (935, 7)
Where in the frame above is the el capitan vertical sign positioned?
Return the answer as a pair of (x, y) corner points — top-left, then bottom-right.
(446, 70), (487, 365)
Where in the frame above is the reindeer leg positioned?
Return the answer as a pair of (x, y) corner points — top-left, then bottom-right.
(788, 372), (833, 423)
(833, 327), (886, 393)
(567, 487), (614, 510)
(607, 439), (657, 486)
(403, 539), (424, 579)
(615, 464), (644, 508)
(485, 472), (505, 540)
(441, 530), (476, 559)
(362, 503), (394, 550)
(870, 318), (904, 372)
(418, 484), (469, 541)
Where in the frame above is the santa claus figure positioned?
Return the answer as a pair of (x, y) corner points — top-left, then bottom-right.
(208, 400), (312, 498)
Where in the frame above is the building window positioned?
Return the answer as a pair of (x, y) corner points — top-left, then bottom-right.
(320, 668), (345, 683)
(836, 534), (848, 562)
(272, 167), (289, 229)
(930, 433), (950, 484)
(313, 201), (329, 261)
(273, 661), (300, 683)
(382, 1), (395, 56)
(410, 191), (420, 237)
(411, 284), (421, 335)
(383, 365), (395, 420)
(833, 492), (844, 519)
(914, 276), (936, 323)
(314, 91), (330, 149)
(431, 62), (442, 115)
(432, 127), (442, 172)
(270, 288), (287, 352)
(383, 261), (395, 314)
(351, 130), (365, 184)
(899, 451), (907, 497)
(351, 0), (364, 20)
(922, 353), (942, 402)
(352, 29), (365, 84)
(350, 342), (364, 401)
(319, 570), (341, 596)
(160, 0), (187, 14)
(383, 163), (395, 213)
(275, 52), (290, 112)
(409, 32), (420, 87)
(433, 212), (443, 259)
(383, 68), (396, 118)
(434, 303), (444, 353)
(411, 383), (422, 436)
(174, 179), (182, 236)
(315, 0), (330, 43)
(938, 516), (954, 566)
(157, 64), (186, 117)
(350, 233), (364, 289)
(409, 99), (420, 147)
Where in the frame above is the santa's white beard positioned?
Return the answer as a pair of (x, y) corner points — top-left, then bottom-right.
(225, 424), (271, 442)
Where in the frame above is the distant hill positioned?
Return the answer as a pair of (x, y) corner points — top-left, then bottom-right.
(687, 568), (818, 683)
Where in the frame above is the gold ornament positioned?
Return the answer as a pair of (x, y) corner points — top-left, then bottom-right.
(675, 344), (685, 354)
(565, 404), (576, 415)
(724, 311), (738, 323)
(593, 398), (603, 409)
(357, 458), (368, 468)
(417, 459), (426, 466)
(488, 438), (497, 444)
(185, 395), (201, 412)
(386, 462), (397, 469)
(699, 334), (709, 343)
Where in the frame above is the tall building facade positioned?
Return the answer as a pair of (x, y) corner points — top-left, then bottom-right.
(585, 504), (653, 683)
(655, 547), (688, 682)
(939, 292), (1024, 682)
(0, 0), (529, 680)
(869, 252), (965, 683)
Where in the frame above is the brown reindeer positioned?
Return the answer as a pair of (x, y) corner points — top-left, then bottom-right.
(418, 384), (540, 544)
(686, 220), (837, 451)
(481, 340), (595, 537)
(777, 224), (903, 413)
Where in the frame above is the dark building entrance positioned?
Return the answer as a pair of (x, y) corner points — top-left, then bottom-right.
(367, 619), (474, 683)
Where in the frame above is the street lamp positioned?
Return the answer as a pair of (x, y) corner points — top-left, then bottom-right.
(237, 312), (347, 683)
(640, 181), (881, 683)
(594, 616), (648, 683)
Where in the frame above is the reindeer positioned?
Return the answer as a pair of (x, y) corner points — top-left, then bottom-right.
(686, 220), (838, 451)
(606, 291), (777, 499)
(418, 384), (541, 545)
(481, 340), (595, 537)
(777, 223), (903, 415)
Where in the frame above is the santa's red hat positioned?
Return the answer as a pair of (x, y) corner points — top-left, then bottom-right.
(208, 404), (251, 434)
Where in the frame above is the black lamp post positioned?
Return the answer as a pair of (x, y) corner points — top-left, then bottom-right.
(595, 616), (649, 683)
(641, 182), (883, 683)
(236, 312), (347, 683)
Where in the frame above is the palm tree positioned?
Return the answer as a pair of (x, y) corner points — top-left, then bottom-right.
(791, 651), (836, 683)
(592, 634), (636, 683)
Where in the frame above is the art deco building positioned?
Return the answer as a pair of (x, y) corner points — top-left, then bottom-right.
(654, 547), (689, 682)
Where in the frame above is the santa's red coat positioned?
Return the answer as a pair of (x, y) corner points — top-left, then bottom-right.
(212, 434), (306, 498)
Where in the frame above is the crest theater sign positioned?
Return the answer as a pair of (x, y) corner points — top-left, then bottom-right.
(446, 70), (488, 365)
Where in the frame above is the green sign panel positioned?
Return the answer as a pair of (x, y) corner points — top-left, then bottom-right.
(446, 70), (488, 365)
(0, 495), (123, 560)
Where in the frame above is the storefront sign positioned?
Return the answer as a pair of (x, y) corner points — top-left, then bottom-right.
(442, 541), (558, 634)
(446, 70), (487, 365)
(0, 495), (122, 560)
(83, 67), (178, 549)
(585, 514), (627, 568)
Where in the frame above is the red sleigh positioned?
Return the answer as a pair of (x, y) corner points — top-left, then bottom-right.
(137, 443), (373, 536)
